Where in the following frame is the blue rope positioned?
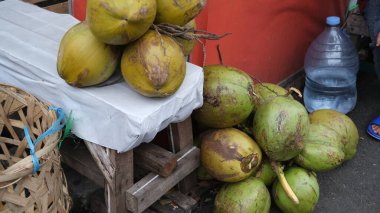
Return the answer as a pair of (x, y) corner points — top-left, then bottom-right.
(23, 107), (66, 174)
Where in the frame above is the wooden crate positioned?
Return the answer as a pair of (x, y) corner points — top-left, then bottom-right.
(61, 117), (200, 213)
(23, 0), (69, 14)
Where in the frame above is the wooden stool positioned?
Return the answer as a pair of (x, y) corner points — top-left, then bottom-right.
(61, 117), (199, 213)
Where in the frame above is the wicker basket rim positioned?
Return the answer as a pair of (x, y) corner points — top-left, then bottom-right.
(0, 83), (62, 182)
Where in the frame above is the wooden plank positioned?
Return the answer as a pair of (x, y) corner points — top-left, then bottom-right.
(22, 0), (46, 3)
(142, 209), (156, 213)
(126, 146), (200, 213)
(169, 117), (197, 194)
(44, 2), (68, 14)
(134, 143), (177, 177)
(164, 191), (197, 212)
(150, 201), (184, 213)
(22, 0), (69, 14)
(170, 117), (193, 153)
(60, 142), (104, 186)
(106, 149), (134, 213)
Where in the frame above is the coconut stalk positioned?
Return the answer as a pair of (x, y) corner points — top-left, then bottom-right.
(152, 23), (231, 66)
(271, 160), (299, 204)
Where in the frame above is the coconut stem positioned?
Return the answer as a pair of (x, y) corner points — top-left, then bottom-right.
(152, 23), (231, 41)
(196, 38), (207, 67)
(217, 44), (223, 65)
(287, 87), (302, 98)
(247, 74), (280, 97)
(241, 153), (258, 172)
(152, 25), (167, 55)
(270, 160), (300, 204)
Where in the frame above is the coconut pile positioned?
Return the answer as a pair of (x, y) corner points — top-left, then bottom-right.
(194, 65), (359, 213)
(57, 0), (206, 97)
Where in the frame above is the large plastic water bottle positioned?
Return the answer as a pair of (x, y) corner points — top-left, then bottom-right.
(303, 16), (359, 114)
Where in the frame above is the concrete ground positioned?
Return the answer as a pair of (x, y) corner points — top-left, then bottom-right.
(64, 68), (380, 212)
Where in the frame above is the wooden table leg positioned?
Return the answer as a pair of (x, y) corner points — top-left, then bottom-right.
(169, 117), (198, 194)
(85, 141), (134, 213)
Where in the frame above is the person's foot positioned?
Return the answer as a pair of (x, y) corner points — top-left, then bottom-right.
(372, 124), (380, 135)
(368, 116), (380, 140)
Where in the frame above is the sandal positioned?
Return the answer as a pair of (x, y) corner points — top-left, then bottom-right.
(367, 116), (380, 140)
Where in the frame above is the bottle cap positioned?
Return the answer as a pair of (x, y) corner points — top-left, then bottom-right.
(326, 16), (340, 26)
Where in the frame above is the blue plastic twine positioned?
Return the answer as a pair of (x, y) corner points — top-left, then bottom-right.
(23, 107), (66, 174)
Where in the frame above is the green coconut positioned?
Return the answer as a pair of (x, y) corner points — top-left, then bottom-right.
(121, 30), (186, 97)
(201, 128), (262, 182)
(273, 167), (319, 213)
(214, 177), (271, 213)
(252, 96), (309, 161)
(254, 157), (277, 186)
(193, 65), (255, 128)
(253, 83), (292, 112)
(295, 123), (345, 172)
(309, 109), (359, 160)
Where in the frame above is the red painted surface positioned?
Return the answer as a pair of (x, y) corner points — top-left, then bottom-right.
(72, 0), (348, 83)
(191, 1), (348, 83)
(72, 0), (87, 21)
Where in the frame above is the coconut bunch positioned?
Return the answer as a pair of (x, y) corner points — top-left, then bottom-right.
(57, 0), (211, 97)
(195, 79), (359, 212)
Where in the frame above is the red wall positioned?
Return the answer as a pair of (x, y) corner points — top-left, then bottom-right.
(72, 0), (87, 21)
(191, 1), (348, 83)
(72, 0), (348, 84)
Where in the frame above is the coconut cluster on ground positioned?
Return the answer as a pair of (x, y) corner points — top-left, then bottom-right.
(194, 68), (359, 212)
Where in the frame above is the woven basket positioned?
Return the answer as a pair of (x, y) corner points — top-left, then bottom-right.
(0, 84), (71, 212)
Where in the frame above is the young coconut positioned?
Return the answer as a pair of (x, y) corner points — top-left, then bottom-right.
(57, 22), (120, 87)
(272, 167), (320, 213)
(253, 83), (292, 113)
(295, 123), (345, 172)
(200, 128), (262, 182)
(309, 109), (359, 160)
(252, 88), (309, 161)
(121, 30), (186, 97)
(214, 177), (271, 213)
(86, 0), (156, 45)
(155, 0), (207, 26)
(252, 88), (309, 204)
(193, 65), (255, 128)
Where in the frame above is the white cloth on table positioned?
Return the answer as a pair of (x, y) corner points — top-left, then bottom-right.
(0, 0), (204, 153)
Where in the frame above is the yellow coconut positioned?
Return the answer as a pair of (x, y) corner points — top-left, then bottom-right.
(174, 19), (197, 56)
(57, 22), (120, 87)
(201, 128), (262, 183)
(86, 0), (156, 45)
(155, 0), (207, 26)
(121, 30), (186, 97)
